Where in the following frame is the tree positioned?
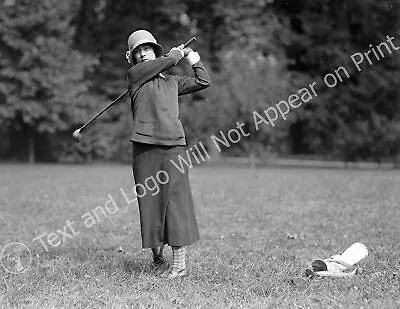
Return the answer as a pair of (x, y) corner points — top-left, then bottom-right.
(180, 0), (292, 164)
(273, 0), (400, 161)
(0, 0), (98, 162)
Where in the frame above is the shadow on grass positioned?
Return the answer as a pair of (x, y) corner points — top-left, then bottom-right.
(30, 245), (151, 279)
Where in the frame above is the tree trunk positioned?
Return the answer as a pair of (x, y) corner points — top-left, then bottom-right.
(248, 151), (256, 169)
(242, 141), (256, 169)
(206, 138), (221, 161)
(393, 155), (400, 169)
(28, 128), (35, 164)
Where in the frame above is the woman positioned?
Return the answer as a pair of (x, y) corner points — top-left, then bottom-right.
(125, 30), (211, 278)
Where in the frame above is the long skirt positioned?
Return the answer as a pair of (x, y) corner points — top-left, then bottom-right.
(132, 142), (200, 248)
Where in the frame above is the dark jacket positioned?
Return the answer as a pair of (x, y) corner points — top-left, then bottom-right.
(127, 50), (211, 146)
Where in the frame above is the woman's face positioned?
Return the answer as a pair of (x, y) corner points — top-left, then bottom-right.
(132, 44), (156, 63)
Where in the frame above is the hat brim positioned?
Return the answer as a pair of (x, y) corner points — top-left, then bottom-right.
(130, 40), (163, 57)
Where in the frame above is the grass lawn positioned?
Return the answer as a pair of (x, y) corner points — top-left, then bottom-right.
(0, 163), (399, 308)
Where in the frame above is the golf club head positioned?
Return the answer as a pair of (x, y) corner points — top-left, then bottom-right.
(72, 129), (83, 142)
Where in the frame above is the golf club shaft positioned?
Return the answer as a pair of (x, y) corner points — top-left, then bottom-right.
(78, 89), (129, 133)
(77, 37), (197, 133)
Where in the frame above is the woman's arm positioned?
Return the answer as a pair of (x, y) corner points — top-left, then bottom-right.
(127, 49), (183, 89)
(176, 61), (211, 95)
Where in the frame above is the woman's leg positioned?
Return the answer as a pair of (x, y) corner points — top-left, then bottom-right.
(151, 246), (166, 267)
(162, 246), (187, 278)
(172, 246), (185, 270)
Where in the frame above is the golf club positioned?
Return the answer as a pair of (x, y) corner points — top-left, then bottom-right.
(73, 37), (197, 142)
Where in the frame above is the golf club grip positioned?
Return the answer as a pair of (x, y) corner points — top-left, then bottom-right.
(182, 37), (196, 48)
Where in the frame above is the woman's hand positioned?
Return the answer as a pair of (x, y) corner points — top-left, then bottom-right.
(182, 47), (193, 56)
(176, 44), (193, 56)
(171, 45), (200, 65)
